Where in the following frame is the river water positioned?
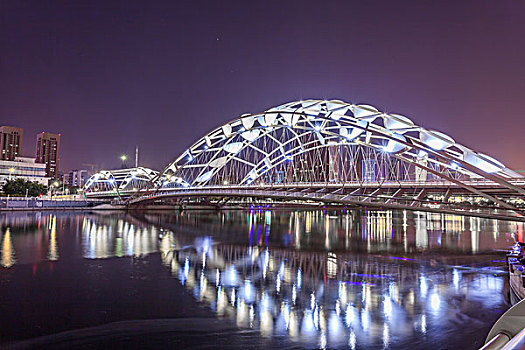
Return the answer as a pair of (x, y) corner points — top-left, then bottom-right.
(0, 209), (519, 349)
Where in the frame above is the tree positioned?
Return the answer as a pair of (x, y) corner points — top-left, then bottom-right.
(2, 179), (47, 196)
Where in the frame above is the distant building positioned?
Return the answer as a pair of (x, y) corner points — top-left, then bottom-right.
(0, 126), (23, 161)
(0, 156), (49, 186)
(35, 132), (61, 178)
(67, 169), (90, 188)
(60, 173), (68, 185)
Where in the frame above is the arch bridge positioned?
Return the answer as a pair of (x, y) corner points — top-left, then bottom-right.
(91, 100), (525, 218)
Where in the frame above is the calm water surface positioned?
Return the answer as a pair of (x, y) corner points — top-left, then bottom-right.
(0, 209), (519, 349)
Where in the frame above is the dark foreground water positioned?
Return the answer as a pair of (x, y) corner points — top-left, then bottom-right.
(0, 209), (519, 349)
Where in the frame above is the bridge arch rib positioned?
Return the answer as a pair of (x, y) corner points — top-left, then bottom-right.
(158, 99), (520, 193)
(84, 167), (159, 198)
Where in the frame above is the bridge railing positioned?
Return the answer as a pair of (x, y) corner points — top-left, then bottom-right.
(128, 187), (520, 218)
(156, 178), (522, 191)
(89, 177), (525, 199)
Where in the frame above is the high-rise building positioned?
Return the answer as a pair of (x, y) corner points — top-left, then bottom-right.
(35, 132), (61, 178)
(0, 126), (23, 161)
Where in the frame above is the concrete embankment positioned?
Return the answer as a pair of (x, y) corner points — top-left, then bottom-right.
(0, 198), (102, 211)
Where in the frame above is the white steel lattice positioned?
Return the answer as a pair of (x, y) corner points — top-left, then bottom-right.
(84, 167), (158, 194)
(159, 99), (521, 190)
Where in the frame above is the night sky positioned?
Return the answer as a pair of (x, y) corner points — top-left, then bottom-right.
(1, 1), (525, 173)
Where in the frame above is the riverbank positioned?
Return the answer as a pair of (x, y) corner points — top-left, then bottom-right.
(0, 197), (102, 210)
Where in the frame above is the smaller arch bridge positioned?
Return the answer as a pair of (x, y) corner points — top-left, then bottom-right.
(84, 167), (158, 199)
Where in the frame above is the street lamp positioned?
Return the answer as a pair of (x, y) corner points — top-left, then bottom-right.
(8, 167), (14, 181)
(120, 155), (128, 169)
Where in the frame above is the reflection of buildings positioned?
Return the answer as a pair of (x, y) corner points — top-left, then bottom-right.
(155, 208), (516, 255)
(0, 212), (44, 228)
(0, 213), (59, 266)
(0, 213), (164, 268)
(1, 228), (15, 267)
(82, 216), (160, 259)
(1, 210), (519, 269)
(48, 215), (58, 261)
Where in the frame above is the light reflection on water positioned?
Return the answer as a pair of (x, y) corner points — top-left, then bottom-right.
(0, 209), (520, 349)
(162, 244), (505, 349)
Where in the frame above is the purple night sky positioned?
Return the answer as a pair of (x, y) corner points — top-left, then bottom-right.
(1, 1), (525, 173)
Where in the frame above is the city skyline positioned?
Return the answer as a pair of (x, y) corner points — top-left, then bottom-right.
(2, 1), (525, 173)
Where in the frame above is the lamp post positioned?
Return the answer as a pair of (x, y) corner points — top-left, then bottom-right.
(120, 155), (128, 169)
(8, 167), (14, 181)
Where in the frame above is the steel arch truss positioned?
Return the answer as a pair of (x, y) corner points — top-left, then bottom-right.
(160, 100), (521, 196)
(84, 167), (159, 195)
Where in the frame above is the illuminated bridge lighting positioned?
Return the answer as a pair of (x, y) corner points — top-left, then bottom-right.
(83, 99), (525, 220)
